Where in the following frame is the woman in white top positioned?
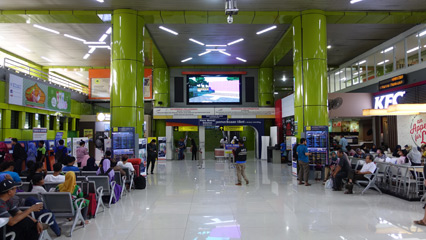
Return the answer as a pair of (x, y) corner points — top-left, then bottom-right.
(29, 174), (47, 193)
(117, 155), (135, 172)
(407, 145), (422, 166)
(44, 163), (66, 183)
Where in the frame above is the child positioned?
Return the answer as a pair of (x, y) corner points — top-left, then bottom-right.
(29, 174), (47, 194)
(314, 156), (323, 182)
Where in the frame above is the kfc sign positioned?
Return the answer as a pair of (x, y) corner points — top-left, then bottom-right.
(374, 91), (405, 109)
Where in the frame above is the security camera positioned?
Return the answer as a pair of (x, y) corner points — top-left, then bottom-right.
(227, 15), (233, 24)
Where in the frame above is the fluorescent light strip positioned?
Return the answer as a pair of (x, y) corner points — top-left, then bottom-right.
(198, 51), (211, 56)
(358, 60), (366, 64)
(377, 60), (390, 65)
(189, 38), (204, 46)
(350, 0), (363, 3)
(41, 56), (53, 62)
(181, 57), (192, 62)
(33, 24), (60, 34)
(88, 45), (110, 49)
(159, 26), (179, 35)
(227, 38), (244, 46)
(206, 44), (227, 47)
(256, 26), (277, 35)
(236, 57), (247, 62)
(335, 70), (343, 75)
(341, 77), (347, 81)
(106, 27), (112, 34)
(64, 34), (86, 42)
(407, 47), (420, 54)
(84, 41), (106, 45)
(98, 34), (108, 42)
(75, 72), (83, 77)
(97, 0), (104, 2)
(206, 49), (226, 52)
(16, 44), (31, 52)
(419, 30), (426, 37)
(219, 51), (231, 56)
(380, 47), (393, 53)
(88, 47), (96, 54)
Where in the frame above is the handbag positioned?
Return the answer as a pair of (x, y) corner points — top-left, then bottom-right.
(325, 179), (333, 189)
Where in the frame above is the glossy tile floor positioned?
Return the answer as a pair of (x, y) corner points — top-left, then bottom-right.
(56, 158), (426, 240)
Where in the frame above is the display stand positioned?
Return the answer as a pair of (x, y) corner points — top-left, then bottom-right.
(304, 126), (329, 166)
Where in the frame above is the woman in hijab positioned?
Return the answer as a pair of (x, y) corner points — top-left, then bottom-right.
(82, 157), (98, 171)
(56, 172), (90, 224)
(393, 145), (402, 157)
(407, 145), (422, 166)
(97, 157), (122, 203)
(27, 142), (37, 163)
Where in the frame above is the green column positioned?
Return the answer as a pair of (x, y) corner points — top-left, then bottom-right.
(258, 68), (274, 107)
(155, 120), (166, 137)
(293, 10), (329, 139)
(111, 9), (145, 137)
(153, 68), (170, 107)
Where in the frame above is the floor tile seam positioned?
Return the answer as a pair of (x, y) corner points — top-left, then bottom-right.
(183, 174), (197, 240)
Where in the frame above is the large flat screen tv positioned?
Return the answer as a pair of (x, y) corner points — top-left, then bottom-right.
(187, 74), (242, 104)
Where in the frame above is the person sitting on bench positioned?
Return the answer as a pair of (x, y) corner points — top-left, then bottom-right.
(345, 154), (376, 194)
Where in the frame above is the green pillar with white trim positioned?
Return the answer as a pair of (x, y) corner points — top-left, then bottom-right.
(111, 9), (145, 137)
(293, 10), (329, 139)
(153, 68), (170, 108)
(258, 68), (274, 107)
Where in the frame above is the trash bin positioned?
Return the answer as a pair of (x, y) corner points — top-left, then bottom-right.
(267, 146), (274, 162)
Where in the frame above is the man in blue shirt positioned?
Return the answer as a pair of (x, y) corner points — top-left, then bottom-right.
(235, 141), (249, 186)
(297, 138), (311, 186)
(55, 140), (68, 165)
(62, 156), (80, 173)
(339, 135), (348, 153)
(178, 138), (185, 160)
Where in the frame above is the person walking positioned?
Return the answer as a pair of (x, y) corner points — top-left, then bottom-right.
(235, 141), (249, 186)
(190, 138), (197, 161)
(147, 139), (157, 174)
(297, 138), (312, 186)
(11, 138), (26, 174)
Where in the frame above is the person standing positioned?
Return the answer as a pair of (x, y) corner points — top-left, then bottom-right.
(147, 139), (157, 174)
(190, 138), (198, 161)
(36, 141), (49, 171)
(178, 138), (185, 160)
(297, 138), (312, 186)
(54, 139), (68, 165)
(76, 140), (89, 167)
(11, 138), (26, 174)
(339, 135), (348, 153)
(235, 141), (249, 186)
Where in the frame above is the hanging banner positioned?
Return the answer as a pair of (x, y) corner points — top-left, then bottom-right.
(144, 68), (153, 100)
(8, 74), (24, 106)
(157, 137), (166, 160)
(47, 87), (71, 112)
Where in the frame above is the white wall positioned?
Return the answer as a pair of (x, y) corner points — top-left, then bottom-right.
(281, 94), (294, 118)
(397, 114), (426, 148)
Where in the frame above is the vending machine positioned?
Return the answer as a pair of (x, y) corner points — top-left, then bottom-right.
(304, 126), (329, 165)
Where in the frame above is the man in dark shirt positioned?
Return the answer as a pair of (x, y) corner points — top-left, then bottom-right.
(55, 139), (68, 165)
(11, 138), (26, 174)
(235, 141), (249, 186)
(332, 150), (351, 191)
(147, 140), (157, 174)
(0, 178), (44, 240)
(36, 141), (49, 170)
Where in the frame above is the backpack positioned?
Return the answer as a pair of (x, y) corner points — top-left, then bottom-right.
(55, 147), (67, 165)
(134, 176), (146, 189)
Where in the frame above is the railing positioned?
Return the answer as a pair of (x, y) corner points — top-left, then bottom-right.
(3, 58), (89, 95)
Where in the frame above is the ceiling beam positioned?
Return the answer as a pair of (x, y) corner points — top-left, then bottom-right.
(0, 10), (425, 24)
(260, 26), (293, 68)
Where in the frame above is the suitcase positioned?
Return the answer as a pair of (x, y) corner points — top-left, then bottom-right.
(134, 176), (146, 189)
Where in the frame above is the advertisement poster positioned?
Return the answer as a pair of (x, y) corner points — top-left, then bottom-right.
(144, 68), (153, 100)
(157, 137), (166, 160)
(8, 74), (23, 106)
(47, 87), (71, 112)
(83, 129), (94, 139)
(139, 138), (147, 175)
(32, 128), (47, 141)
(23, 81), (48, 108)
(55, 132), (64, 148)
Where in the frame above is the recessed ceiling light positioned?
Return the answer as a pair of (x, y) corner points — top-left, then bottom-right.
(83, 54), (90, 59)
(282, 76), (286, 81)
(181, 57), (192, 62)
(206, 44), (227, 47)
(33, 24), (60, 34)
(16, 44), (31, 52)
(350, 0), (363, 3)
(219, 51), (231, 56)
(106, 27), (112, 34)
(189, 38), (204, 46)
(198, 51), (211, 56)
(64, 34), (86, 42)
(236, 57), (247, 62)
(206, 49), (227, 52)
(84, 41), (106, 45)
(98, 34), (108, 42)
(327, 45), (332, 49)
(256, 26), (277, 35)
(41, 56), (53, 62)
(227, 38), (244, 46)
(274, 92), (279, 95)
(97, 0), (104, 2)
(88, 47), (96, 54)
(159, 26), (179, 35)
(380, 47), (393, 53)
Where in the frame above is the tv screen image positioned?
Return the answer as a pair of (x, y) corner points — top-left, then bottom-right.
(187, 75), (241, 104)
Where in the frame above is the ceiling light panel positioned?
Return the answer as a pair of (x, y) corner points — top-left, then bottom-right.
(256, 26), (277, 35)
(206, 44), (227, 47)
(219, 51), (231, 56)
(181, 57), (192, 62)
(33, 24), (60, 34)
(64, 34), (86, 42)
(198, 51), (211, 56)
(189, 38), (205, 46)
(227, 38), (244, 46)
(236, 57), (247, 62)
(159, 26), (179, 35)
(206, 49), (227, 51)
(41, 56), (53, 62)
(98, 34), (108, 42)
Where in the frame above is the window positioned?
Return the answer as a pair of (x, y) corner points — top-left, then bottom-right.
(40, 115), (46, 128)
(49, 116), (54, 130)
(76, 118), (80, 130)
(420, 28), (426, 63)
(11, 111), (19, 129)
(59, 117), (66, 130)
(68, 118), (73, 131)
(407, 33), (420, 67)
(24, 113), (33, 129)
(395, 40), (406, 70)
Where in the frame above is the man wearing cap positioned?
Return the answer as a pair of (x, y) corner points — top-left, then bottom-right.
(0, 178), (45, 240)
(235, 141), (249, 186)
